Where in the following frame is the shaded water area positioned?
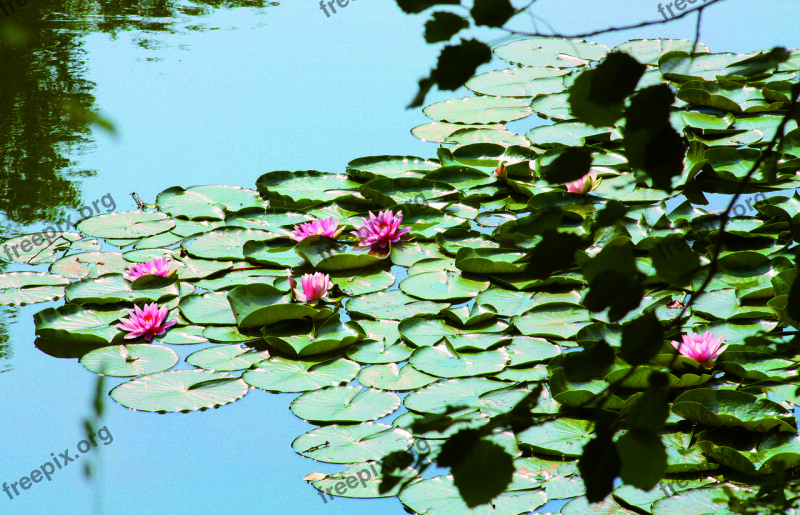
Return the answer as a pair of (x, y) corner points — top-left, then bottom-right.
(1, 1), (799, 514)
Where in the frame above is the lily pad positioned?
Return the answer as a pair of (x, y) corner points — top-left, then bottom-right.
(110, 369), (249, 413)
(185, 344), (270, 371)
(77, 211), (174, 240)
(400, 271), (489, 301)
(358, 363), (437, 391)
(243, 355), (360, 393)
(292, 423), (413, 464)
(290, 386), (401, 423)
(346, 290), (449, 320)
(80, 344), (179, 377)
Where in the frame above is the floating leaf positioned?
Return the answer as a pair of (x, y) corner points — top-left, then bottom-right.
(243, 355), (360, 393)
(290, 386), (401, 423)
(292, 423), (413, 463)
(80, 344), (179, 377)
(185, 344), (270, 371)
(77, 211), (174, 239)
(110, 369), (249, 413)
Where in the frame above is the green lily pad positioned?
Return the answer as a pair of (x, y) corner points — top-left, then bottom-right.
(179, 291), (237, 325)
(358, 363), (438, 391)
(346, 155), (440, 181)
(466, 67), (567, 97)
(191, 269), (286, 290)
(294, 235), (387, 271)
(455, 248), (528, 274)
(109, 369), (250, 413)
(290, 386), (401, 423)
(182, 227), (275, 260)
(227, 283), (318, 328)
(399, 475), (547, 515)
(403, 377), (509, 414)
(613, 39), (710, 65)
(51, 251), (130, 279)
(185, 344), (270, 371)
(243, 355), (360, 393)
(262, 313), (365, 356)
(400, 271), (489, 301)
(77, 211), (174, 239)
(159, 325), (208, 345)
(672, 389), (795, 432)
(495, 37), (608, 66)
(256, 170), (361, 208)
(346, 290), (449, 320)
(34, 303), (129, 344)
(0, 232), (81, 264)
(516, 418), (594, 457)
(651, 487), (733, 514)
(65, 274), (179, 305)
(156, 185), (266, 220)
(292, 423), (413, 464)
(423, 96), (533, 124)
(512, 303), (592, 339)
(0, 272), (70, 305)
(346, 340), (415, 365)
(242, 238), (306, 268)
(409, 345), (509, 378)
(80, 344), (179, 377)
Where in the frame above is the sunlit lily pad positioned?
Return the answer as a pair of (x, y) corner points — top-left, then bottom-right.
(109, 369), (249, 413)
(0, 272), (70, 305)
(0, 232), (81, 264)
(243, 355), (360, 393)
(346, 155), (439, 180)
(34, 303), (129, 344)
(51, 251), (130, 279)
(672, 389), (795, 432)
(65, 273), (179, 305)
(346, 290), (449, 320)
(423, 96), (533, 125)
(185, 343), (270, 371)
(290, 385), (401, 423)
(156, 184), (266, 220)
(179, 291), (237, 325)
(292, 423), (413, 464)
(409, 344), (509, 378)
(261, 313), (365, 356)
(398, 475), (547, 515)
(77, 211), (174, 239)
(182, 227), (275, 260)
(358, 363), (437, 391)
(256, 170), (361, 208)
(400, 271), (489, 301)
(80, 344), (179, 377)
(517, 418), (594, 457)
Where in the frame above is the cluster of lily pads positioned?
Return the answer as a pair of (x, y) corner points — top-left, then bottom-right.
(1, 36), (800, 513)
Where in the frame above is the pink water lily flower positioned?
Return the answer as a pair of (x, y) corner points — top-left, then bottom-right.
(123, 256), (173, 281)
(116, 302), (176, 341)
(352, 209), (411, 248)
(291, 217), (342, 242)
(290, 272), (332, 302)
(566, 170), (598, 195)
(671, 331), (727, 367)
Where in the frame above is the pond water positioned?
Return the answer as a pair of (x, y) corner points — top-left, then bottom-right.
(1, 1), (798, 514)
